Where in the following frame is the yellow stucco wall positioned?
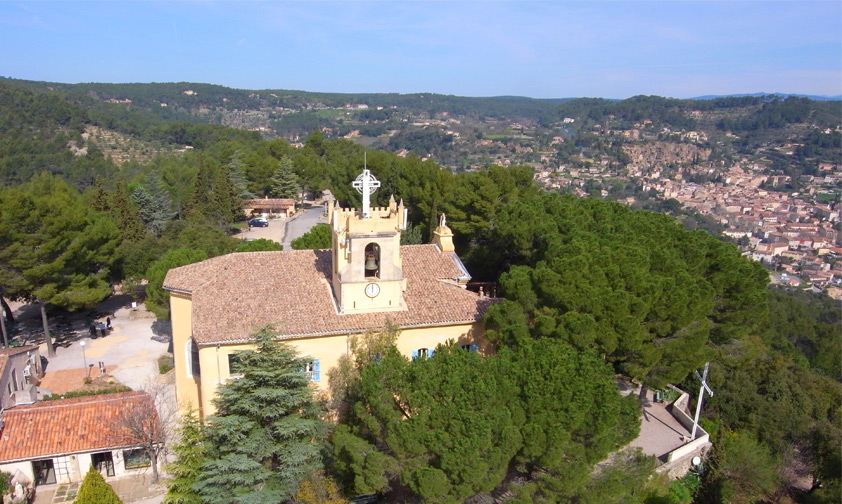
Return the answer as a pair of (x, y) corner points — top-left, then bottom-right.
(184, 321), (487, 417)
(169, 292), (202, 414)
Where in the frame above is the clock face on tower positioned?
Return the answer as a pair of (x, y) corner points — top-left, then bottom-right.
(365, 282), (380, 298)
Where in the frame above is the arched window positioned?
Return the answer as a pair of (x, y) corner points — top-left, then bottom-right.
(364, 243), (380, 278)
(186, 338), (201, 377)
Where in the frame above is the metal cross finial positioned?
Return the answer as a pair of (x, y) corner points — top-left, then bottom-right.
(690, 362), (714, 440)
(352, 167), (380, 218)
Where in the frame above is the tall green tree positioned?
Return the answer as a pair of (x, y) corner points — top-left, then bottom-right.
(132, 185), (169, 237)
(334, 342), (521, 501)
(184, 153), (215, 222)
(195, 327), (327, 504)
(270, 156), (301, 199)
(164, 409), (207, 504)
(704, 430), (780, 504)
(213, 164), (242, 227)
(0, 173), (120, 356)
(144, 248), (207, 320)
(227, 150), (256, 200)
(132, 170), (174, 237)
(333, 336), (637, 502)
(110, 180), (146, 243)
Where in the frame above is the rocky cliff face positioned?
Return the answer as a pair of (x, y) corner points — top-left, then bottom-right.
(623, 142), (711, 171)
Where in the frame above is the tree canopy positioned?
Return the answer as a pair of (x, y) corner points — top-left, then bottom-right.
(290, 223), (331, 250)
(483, 193), (769, 387)
(331, 329), (639, 502)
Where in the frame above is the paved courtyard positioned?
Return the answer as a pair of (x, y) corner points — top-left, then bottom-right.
(10, 297), (170, 504)
(618, 379), (694, 461)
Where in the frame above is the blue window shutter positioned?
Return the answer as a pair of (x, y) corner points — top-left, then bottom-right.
(411, 349), (418, 361)
(471, 344), (478, 353)
(429, 348), (435, 359)
(313, 359), (320, 382)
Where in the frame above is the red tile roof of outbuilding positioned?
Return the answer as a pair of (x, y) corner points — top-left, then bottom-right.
(0, 391), (154, 462)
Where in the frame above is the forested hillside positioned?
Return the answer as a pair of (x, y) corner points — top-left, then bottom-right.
(0, 79), (839, 503)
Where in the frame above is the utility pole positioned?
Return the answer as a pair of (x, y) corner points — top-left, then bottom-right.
(0, 311), (7, 348)
(691, 362), (714, 440)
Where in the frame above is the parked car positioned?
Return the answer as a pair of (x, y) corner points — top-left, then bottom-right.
(249, 218), (269, 227)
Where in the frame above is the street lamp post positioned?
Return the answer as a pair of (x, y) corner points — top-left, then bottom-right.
(80, 341), (88, 378)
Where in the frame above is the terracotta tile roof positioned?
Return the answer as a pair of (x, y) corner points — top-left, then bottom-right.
(0, 391), (155, 462)
(164, 244), (496, 345)
(245, 198), (295, 209)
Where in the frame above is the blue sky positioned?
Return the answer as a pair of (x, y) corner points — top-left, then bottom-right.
(2, 1), (840, 99)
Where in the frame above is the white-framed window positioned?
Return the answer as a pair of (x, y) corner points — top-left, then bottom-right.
(303, 360), (320, 382)
(122, 449), (151, 469)
(186, 338), (200, 378)
(411, 348), (434, 361)
(227, 353), (244, 379)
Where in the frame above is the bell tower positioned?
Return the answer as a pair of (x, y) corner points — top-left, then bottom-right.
(330, 168), (408, 314)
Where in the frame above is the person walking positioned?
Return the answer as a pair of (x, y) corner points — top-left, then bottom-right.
(89, 324), (97, 339)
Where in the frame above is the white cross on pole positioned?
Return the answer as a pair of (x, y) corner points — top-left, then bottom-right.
(352, 168), (380, 218)
(690, 361), (714, 440)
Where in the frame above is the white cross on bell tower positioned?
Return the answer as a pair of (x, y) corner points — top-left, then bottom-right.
(352, 165), (380, 219)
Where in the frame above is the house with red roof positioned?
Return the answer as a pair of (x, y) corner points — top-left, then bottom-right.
(0, 391), (158, 487)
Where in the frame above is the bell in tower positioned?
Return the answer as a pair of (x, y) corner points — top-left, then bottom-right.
(331, 164), (407, 314)
(364, 243), (380, 278)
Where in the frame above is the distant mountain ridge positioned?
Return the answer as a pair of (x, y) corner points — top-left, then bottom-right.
(691, 92), (842, 101)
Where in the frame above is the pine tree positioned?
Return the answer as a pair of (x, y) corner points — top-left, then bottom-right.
(212, 165), (242, 227)
(0, 174), (121, 356)
(75, 465), (123, 504)
(89, 177), (111, 214)
(400, 223), (423, 245)
(185, 154), (215, 221)
(132, 186), (166, 237)
(110, 181), (146, 242)
(270, 156), (301, 199)
(194, 327), (327, 504)
(227, 150), (256, 200)
(163, 409), (207, 504)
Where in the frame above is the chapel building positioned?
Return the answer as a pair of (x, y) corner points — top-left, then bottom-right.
(164, 168), (495, 417)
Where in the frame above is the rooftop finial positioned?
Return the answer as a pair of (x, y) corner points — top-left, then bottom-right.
(352, 154), (380, 218)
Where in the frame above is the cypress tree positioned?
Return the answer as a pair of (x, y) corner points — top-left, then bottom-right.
(212, 165), (241, 227)
(89, 177), (111, 214)
(110, 181), (146, 242)
(185, 154), (214, 222)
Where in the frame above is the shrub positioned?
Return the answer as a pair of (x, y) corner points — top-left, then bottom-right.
(158, 355), (174, 374)
(42, 386), (132, 402)
(75, 465), (123, 504)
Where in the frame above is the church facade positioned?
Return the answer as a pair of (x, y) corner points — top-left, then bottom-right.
(164, 169), (494, 417)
